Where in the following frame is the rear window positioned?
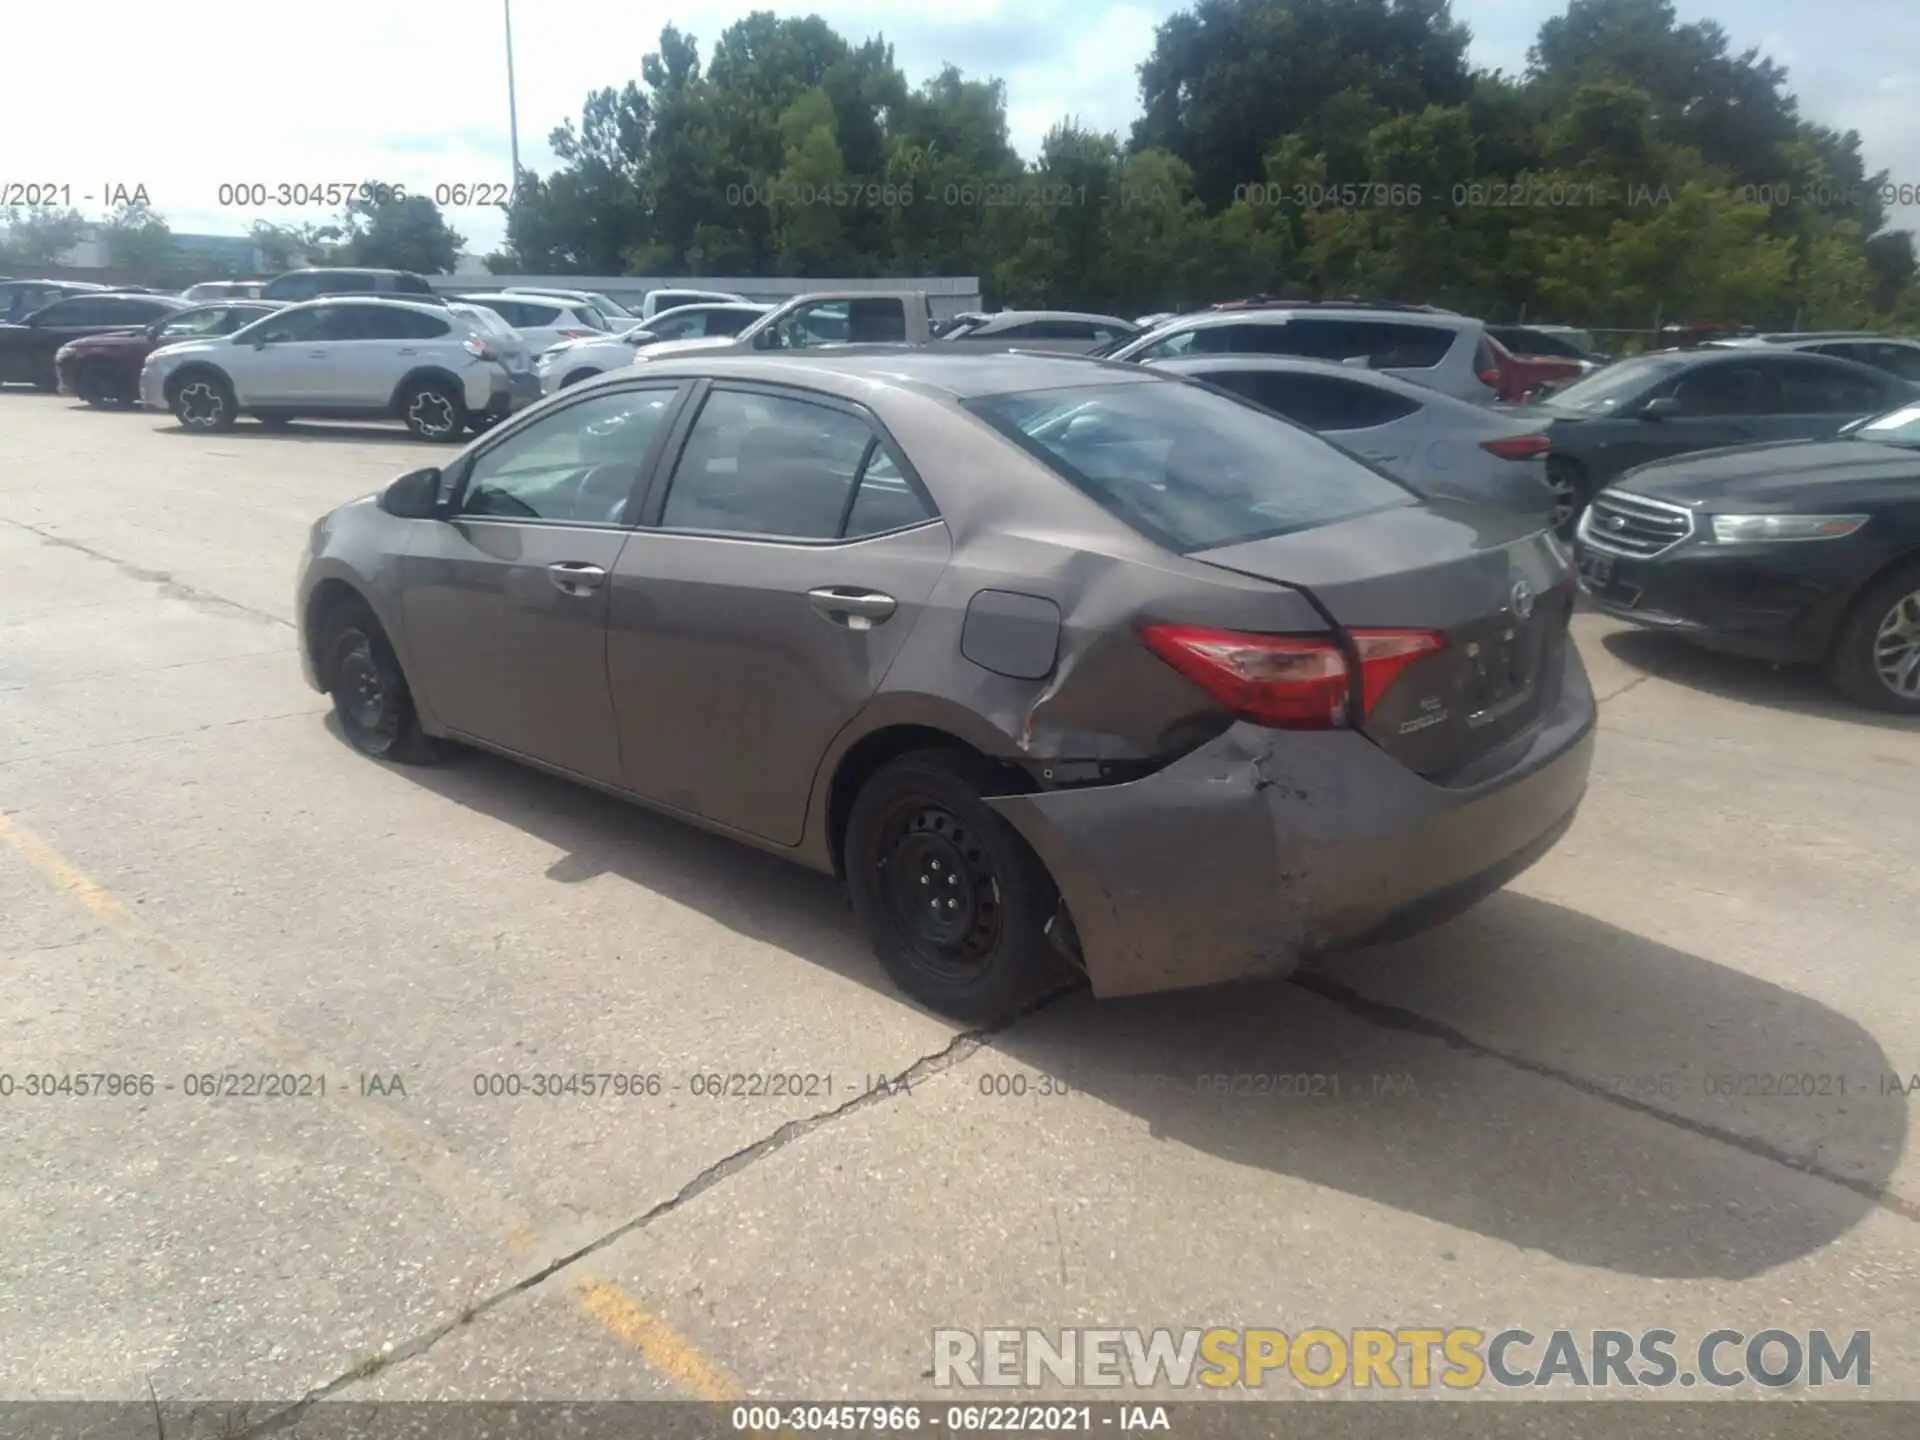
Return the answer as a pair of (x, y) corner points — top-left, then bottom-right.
(965, 381), (1414, 553)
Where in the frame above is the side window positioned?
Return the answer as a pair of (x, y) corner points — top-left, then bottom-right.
(157, 308), (236, 340)
(479, 298), (529, 326)
(843, 447), (935, 537)
(1245, 320), (1357, 360)
(1776, 361), (1889, 414)
(314, 272), (375, 296)
(1865, 344), (1920, 383)
(268, 272), (322, 301)
(1136, 329), (1201, 361)
(1367, 322), (1453, 369)
(1669, 363), (1774, 416)
(650, 312), (703, 339)
(659, 389), (877, 539)
(1252, 373), (1421, 430)
(100, 298), (173, 322)
(391, 273), (436, 295)
(248, 308), (328, 344)
(459, 387), (682, 523)
(848, 299), (907, 342)
(31, 298), (105, 325)
(706, 309), (754, 336)
(763, 299), (849, 348)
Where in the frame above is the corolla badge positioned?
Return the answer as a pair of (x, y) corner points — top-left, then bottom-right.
(1509, 578), (1535, 620)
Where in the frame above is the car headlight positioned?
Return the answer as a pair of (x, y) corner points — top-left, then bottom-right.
(1709, 513), (1869, 544)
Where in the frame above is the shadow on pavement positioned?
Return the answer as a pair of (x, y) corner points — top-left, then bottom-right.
(155, 419), (432, 445)
(380, 736), (1903, 1282)
(1602, 627), (1917, 732)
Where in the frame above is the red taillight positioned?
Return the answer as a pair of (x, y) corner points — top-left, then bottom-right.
(558, 328), (596, 338)
(463, 336), (498, 360)
(1140, 624), (1445, 730)
(1477, 367), (1501, 389)
(1480, 433), (1551, 461)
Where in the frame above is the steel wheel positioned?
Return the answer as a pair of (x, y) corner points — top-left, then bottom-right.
(875, 800), (1004, 979)
(1872, 586), (1920, 701)
(332, 629), (404, 755)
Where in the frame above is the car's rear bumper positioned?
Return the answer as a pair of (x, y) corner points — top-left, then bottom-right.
(989, 650), (1596, 998)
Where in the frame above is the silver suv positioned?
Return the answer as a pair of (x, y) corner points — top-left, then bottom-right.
(140, 297), (536, 440)
(1106, 303), (1501, 404)
(1706, 332), (1920, 383)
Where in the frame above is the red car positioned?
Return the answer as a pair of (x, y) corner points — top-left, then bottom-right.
(54, 300), (280, 406)
(1481, 333), (1589, 403)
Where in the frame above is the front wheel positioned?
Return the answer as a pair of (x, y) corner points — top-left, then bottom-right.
(844, 751), (1072, 1023)
(1828, 562), (1920, 714)
(320, 601), (446, 763)
(169, 371), (237, 431)
(401, 378), (466, 442)
(75, 360), (131, 407)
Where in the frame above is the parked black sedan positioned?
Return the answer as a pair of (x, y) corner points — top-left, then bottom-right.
(1574, 402), (1920, 713)
(1519, 348), (1914, 533)
(0, 291), (190, 390)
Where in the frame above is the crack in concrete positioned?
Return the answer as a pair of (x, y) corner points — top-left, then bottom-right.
(230, 984), (1077, 1435)
(1293, 971), (1920, 1225)
(0, 517), (293, 630)
(1594, 672), (1655, 706)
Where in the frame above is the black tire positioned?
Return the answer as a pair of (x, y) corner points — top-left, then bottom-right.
(1827, 560), (1920, 715)
(168, 369), (237, 431)
(1547, 456), (1587, 538)
(74, 360), (129, 408)
(560, 367), (599, 389)
(400, 378), (467, 442)
(844, 750), (1072, 1023)
(319, 600), (446, 763)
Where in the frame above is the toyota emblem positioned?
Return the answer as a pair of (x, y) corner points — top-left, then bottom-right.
(1607, 514), (1628, 531)
(1510, 578), (1535, 620)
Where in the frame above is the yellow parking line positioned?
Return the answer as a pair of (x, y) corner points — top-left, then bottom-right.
(0, 810), (742, 1403)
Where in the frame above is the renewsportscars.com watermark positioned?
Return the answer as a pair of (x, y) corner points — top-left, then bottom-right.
(932, 1327), (1871, 1391)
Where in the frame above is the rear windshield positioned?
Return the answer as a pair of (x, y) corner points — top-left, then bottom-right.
(966, 380), (1414, 553)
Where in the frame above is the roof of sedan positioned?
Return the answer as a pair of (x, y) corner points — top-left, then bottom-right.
(628, 348), (1162, 398)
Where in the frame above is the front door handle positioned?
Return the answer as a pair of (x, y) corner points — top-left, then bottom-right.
(807, 586), (897, 630)
(547, 561), (608, 596)
(306, 349), (328, 357)
(397, 348), (418, 356)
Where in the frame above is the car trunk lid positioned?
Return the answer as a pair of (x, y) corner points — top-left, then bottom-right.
(1191, 502), (1575, 780)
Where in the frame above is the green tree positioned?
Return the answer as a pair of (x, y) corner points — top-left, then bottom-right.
(0, 206), (88, 265)
(101, 200), (174, 270)
(340, 191), (464, 273)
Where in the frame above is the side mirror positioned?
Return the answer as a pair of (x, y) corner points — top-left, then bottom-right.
(1637, 395), (1682, 420)
(379, 467), (447, 520)
(751, 327), (777, 351)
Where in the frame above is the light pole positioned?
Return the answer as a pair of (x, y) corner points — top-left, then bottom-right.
(504, 0), (522, 192)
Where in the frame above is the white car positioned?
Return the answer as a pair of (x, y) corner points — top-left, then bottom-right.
(639, 287), (746, 319)
(533, 306), (767, 395)
(141, 297), (539, 440)
(496, 286), (634, 326)
(454, 292), (610, 352)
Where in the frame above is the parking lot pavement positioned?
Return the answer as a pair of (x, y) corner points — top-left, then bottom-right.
(2, 395), (1918, 1406)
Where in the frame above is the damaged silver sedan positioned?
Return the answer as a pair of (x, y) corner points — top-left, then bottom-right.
(296, 350), (1596, 1021)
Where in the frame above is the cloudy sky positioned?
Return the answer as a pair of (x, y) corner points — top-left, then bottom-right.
(5, 0), (1914, 257)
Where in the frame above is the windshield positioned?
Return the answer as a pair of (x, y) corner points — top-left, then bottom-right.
(1539, 356), (1681, 413)
(966, 379), (1414, 553)
(1852, 402), (1920, 446)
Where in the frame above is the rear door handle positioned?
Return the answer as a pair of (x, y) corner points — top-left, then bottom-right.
(306, 349), (328, 357)
(547, 561), (607, 596)
(807, 587), (896, 630)
(397, 348), (418, 355)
